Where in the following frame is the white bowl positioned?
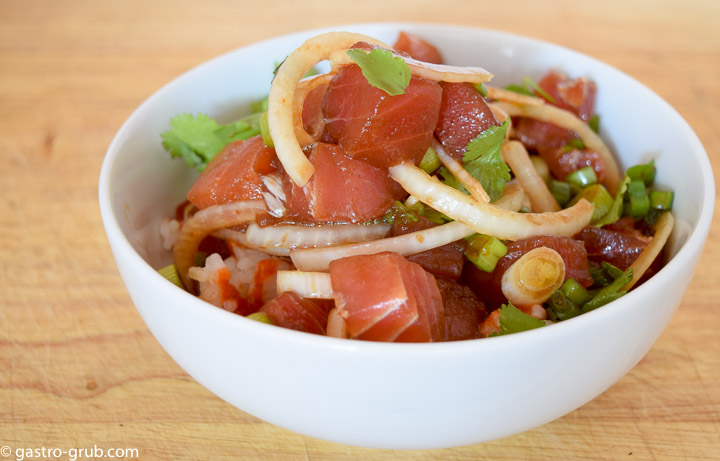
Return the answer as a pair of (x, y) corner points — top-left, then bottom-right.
(99, 23), (714, 449)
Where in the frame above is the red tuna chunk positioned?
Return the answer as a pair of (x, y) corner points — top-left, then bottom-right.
(187, 136), (277, 209)
(260, 291), (329, 335)
(329, 252), (444, 342)
(434, 82), (499, 160)
(393, 31), (443, 64)
(322, 64), (442, 168)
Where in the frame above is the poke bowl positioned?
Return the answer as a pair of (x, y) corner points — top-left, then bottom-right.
(98, 23), (713, 449)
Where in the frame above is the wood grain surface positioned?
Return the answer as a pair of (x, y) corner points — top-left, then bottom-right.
(1, 0), (719, 459)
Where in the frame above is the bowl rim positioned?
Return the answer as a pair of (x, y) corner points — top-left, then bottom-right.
(98, 22), (715, 354)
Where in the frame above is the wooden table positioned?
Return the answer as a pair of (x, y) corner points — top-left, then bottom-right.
(2, 0), (719, 459)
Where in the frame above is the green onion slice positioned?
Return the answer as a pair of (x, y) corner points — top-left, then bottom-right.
(158, 264), (183, 288)
(465, 234), (508, 272)
(260, 111), (273, 148)
(565, 166), (597, 193)
(649, 190), (674, 211)
(419, 145), (441, 174)
(624, 180), (650, 218)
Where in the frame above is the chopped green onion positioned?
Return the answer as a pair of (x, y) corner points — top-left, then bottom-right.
(547, 290), (582, 321)
(560, 138), (586, 153)
(158, 264), (183, 288)
(644, 209), (663, 227)
(519, 206), (531, 213)
(465, 234), (508, 272)
(626, 160), (656, 187)
(589, 265), (610, 287)
(522, 76), (556, 103)
(549, 180), (572, 207)
(423, 206), (452, 224)
(570, 184), (613, 223)
(601, 261), (624, 280)
(593, 176), (631, 228)
(589, 114), (600, 133)
(419, 145), (441, 174)
(530, 155), (550, 183)
(250, 96), (268, 114)
(505, 83), (533, 96)
(565, 167), (597, 193)
(383, 201), (423, 225)
(649, 190), (674, 211)
(247, 312), (274, 324)
(582, 268), (633, 312)
(259, 111), (273, 148)
(473, 82), (488, 98)
(561, 278), (591, 306)
(623, 180), (650, 218)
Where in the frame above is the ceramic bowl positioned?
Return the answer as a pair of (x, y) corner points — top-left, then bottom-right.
(99, 23), (713, 449)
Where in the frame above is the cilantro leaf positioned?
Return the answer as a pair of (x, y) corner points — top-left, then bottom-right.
(346, 48), (411, 96)
(461, 120), (511, 201)
(492, 303), (546, 336)
(161, 113), (261, 171)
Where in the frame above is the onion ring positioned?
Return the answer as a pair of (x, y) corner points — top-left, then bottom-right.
(491, 101), (622, 194)
(624, 211), (674, 291)
(173, 200), (266, 292)
(329, 48), (493, 83)
(268, 32), (389, 187)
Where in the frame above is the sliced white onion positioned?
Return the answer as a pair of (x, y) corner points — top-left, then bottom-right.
(501, 247), (565, 306)
(389, 163), (594, 241)
(291, 221), (474, 272)
(268, 32), (388, 187)
(433, 140), (490, 203)
(213, 222), (391, 258)
(213, 229), (290, 256)
(327, 308), (350, 338)
(491, 101), (622, 194)
(494, 180), (525, 212)
(502, 141), (560, 212)
(249, 222), (390, 250)
(262, 192), (286, 218)
(486, 85), (544, 106)
(624, 211), (674, 291)
(173, 200), (266, 291)
(261, 173), (286, 202)
(276, 270), (333, 299)
(329, 48), (493, 83)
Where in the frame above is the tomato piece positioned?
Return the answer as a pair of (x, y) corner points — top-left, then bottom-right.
(322, 64), (442, 168)
(187, 136), (278, 209)
(462, 235), (592, 308)
(435, 82), (499, 159)
(392, 31), (443, 64)
(260, 291), (328, 335)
